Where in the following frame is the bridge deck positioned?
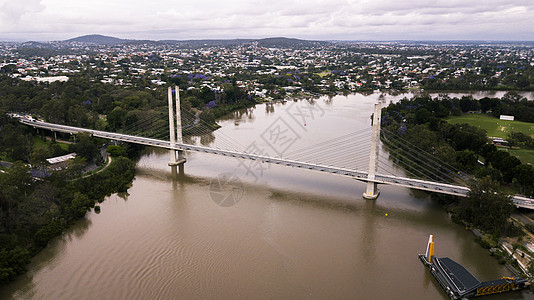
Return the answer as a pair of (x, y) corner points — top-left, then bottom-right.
(19, 118), (534, 209)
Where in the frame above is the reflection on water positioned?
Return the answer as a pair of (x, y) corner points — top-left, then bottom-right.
(265, 103), (275, 114)
(199, 132), (215, 146)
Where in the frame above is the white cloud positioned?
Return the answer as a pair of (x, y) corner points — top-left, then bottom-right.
(0, 0), (46, 30)
(0, 0), (532, 41)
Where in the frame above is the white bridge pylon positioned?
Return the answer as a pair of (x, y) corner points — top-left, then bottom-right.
(168, 86), (186, 166)
(363, 102), (381, 200)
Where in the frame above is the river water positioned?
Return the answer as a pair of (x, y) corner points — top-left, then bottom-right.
(1, 92), (533, 299)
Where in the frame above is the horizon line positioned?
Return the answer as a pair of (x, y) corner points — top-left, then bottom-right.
(1, 34), (533, 44)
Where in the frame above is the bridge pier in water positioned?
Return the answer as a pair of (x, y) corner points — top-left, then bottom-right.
(168, 86), (186, 171)
(363, 102), (381, 200)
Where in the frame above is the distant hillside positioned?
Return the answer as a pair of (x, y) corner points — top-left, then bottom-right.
(66, 34), (127, 45)
(64, 35), (330, 48)
(256, 37), (328, 48)
(160, 39), (254, 47)
(163, 37), (328, 48)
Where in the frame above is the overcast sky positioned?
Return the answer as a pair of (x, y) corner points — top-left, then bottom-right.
(0, 0), (533, 42)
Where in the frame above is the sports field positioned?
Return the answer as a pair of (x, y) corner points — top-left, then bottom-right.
(498, 148), (534, 166)
(447, 114), (534, 165)
(447, 114), (534, 139)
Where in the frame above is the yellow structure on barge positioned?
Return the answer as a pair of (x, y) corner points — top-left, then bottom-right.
(419, 235), (529, 299)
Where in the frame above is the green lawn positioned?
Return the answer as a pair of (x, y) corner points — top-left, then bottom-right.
(446, 114), (534, 165)
(447, 114), (534, 139)
(32, 136), (69, 151)
(498, 148), (534, 166)
(315, 71), (332, 77)
(32, 136), (49, 150)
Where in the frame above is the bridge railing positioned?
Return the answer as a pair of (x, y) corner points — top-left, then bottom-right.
(18, 118), (534, 209)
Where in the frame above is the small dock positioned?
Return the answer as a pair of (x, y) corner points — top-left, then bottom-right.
(419, 235), (529, 299)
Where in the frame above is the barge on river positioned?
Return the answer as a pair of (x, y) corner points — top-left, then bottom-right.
(419, 235), (529, 299)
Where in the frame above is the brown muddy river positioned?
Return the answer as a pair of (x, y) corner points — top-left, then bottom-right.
(1, 92), (532, 299)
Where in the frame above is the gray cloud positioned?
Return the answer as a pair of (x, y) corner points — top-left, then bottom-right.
(0, 0), (532, 41)
(0, 0), (46, 29)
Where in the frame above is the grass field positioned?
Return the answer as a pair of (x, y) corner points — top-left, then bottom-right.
(315, 71), (332, 77)
(447, 114), (534, 139)
(32, 136), (69, 151)
(447, 114), (534, 165)
(499, 148), (534, 166)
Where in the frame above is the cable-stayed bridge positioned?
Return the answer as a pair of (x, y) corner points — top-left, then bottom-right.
(18, 87), (534, 209)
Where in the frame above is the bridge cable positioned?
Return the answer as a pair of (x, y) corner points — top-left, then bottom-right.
(379, 132), (462, 183)
(381, 128), (468, 180)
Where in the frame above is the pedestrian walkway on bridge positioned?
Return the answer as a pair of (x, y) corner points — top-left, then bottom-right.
(16, 86), (534, 209)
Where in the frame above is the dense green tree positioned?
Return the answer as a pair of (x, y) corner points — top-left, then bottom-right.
(479, 143), (497, 159)
(0, 124), (33, 162)
(415, 107), (432, 124)
(486, 150), (521, 182)
(447, 123), (487, 152)
(107, 108), (126, 131)
(106, 145), (127, 157)
(459, 96), (475, 112)
(507, 132), (533, 148)
(30, 147), (50, 169)
(434, 104), (450, 118)
(0, 162), (33, 198)
(96, 94), (114, 113)
(458, 177), (514, 234)
(33, 218), (67, 248)
(514, 164), (534, 196)
(67, 106), (89, 127)
(479, 97), (500, 113)
(40, 99), (67, 124)
(0, 235), (30, 283)
(456, 150), (477, 172)
(15, 183), (60, 232)
(49, 143), (67, 157)
(124, 111), (139, 128)
(475, 166), (503, 182)
(122, 96), (143, 110)
(68, 133), (98, 161)
(0, 162), (33, 233)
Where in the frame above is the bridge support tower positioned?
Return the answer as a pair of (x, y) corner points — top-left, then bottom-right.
(363, 102), (381, 200)
(168, 86), (186, 169)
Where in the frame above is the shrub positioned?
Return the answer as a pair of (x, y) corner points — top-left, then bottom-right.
(106, 145), (127, 157)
